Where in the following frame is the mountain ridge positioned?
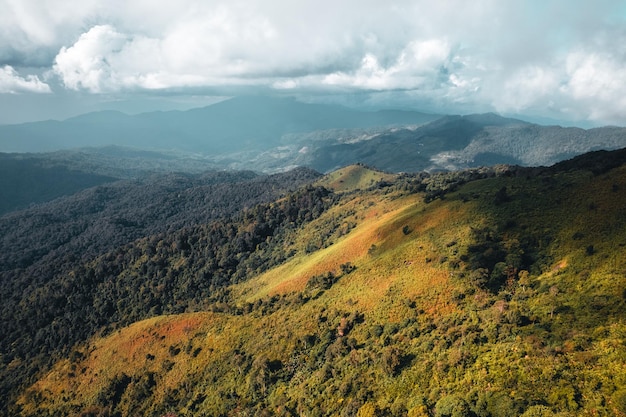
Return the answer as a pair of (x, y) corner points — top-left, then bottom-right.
(0, 96), (440, 153)
(1, 96), (624, 177)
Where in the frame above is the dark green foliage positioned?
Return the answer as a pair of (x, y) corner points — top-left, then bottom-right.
(473, 391), (519, 417)
(494, 186), (510, 205)
(549, 147), (626, 176)
(0, 172), (326, 415)
(97, 373), (131, 408)
(0, 154), (118, 215)
(435, 395), (472, 417)
(306, 272), (337, 291)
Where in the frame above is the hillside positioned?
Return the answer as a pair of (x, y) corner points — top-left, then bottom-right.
(4, 150), (626, 416)
(314, 164), (397, 193)
(0, 167), (321, 408)
(0, 153), (118, 215)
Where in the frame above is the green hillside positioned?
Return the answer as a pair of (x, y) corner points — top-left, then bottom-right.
(9, 151), (626, 417)
(315, 164), (397, 193)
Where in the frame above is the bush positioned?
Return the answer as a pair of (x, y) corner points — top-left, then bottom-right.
(612, 389), (626, 414)
(520, 405), (556, 416)
(434, 395), (471, 417)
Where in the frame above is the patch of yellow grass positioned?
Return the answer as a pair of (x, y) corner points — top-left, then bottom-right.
(316, 164), (397, 193)
(18, 313), (231, 413)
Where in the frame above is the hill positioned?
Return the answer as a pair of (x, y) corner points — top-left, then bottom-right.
(314, 164), (396, 193)
(3, 149), (626, 416)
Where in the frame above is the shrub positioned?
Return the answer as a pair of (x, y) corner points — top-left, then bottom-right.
(434, 395), (471, 417)
(520, 405), (556, 416)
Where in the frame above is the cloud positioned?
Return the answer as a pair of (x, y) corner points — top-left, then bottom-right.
(53, 25), (128, 92)
(0, 65), (51, 93)
(321, 39), (452, 90)
(563, 51), (626, 123)
(0, 0), (101, 66)
(1, 0), (626, 124)
(491, 65), (560, 113)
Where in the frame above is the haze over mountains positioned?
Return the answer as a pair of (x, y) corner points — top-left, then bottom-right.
(0, 96), (438, 154)
(1, 96), (625, 176)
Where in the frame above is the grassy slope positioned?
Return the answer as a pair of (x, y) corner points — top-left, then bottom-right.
(315, 164), (397, 193)
(17, 164), (626, 416)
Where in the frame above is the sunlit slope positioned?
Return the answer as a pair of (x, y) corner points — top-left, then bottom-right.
(19, 162), (626, 417)
(314, 163), (397, 193)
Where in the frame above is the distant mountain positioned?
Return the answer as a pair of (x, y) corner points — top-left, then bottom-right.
(235, 113), (626, 172)
(2, 98), (625, 176)
(0, 96), (439, 153)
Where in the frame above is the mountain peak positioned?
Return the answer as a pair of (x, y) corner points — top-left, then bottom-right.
(64, 110), (131, 123)
(462, 112), (529, 126)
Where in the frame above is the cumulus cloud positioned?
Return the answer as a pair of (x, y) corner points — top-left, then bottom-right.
(322, 39), (452, 90)
(2, 0), (626, 124)
(491, 65), (561, 113)
(0, 0), (101, 66)
(0, 65), (50, 93)
(563, 51), (626, 122)
(53, 25), (128, 92)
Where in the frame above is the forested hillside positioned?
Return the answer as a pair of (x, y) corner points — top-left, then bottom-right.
(3, 150), (626, 416)
(0, 153), (118, 215)
(0, 167), (321, 408)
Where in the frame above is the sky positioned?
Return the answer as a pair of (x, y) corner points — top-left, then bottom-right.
(1, 0), (626, 126)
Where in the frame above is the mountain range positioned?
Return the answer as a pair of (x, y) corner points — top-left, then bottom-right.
(2, 96), (625, 177)
(0, 96), (438, 154)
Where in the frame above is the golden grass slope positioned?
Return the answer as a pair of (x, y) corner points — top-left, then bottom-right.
(315, 164), (397, 193)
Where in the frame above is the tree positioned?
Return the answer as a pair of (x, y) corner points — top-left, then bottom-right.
(434, 395), (471, 417)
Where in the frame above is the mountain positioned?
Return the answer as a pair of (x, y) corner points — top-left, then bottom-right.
(236, 114), (626, 173)
(2, 97), (624, 175)
(2, 149), (626, 416)
(0, 96), (439, 154)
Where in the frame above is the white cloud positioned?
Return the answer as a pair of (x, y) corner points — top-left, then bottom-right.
(492, 65), (560, 113)
(1, 0), (626, 124)
(563, 51), (626, 122)
(0, 65), (50, 93)
(53, 25), (128, 92)
(322, 39), (452, 90)
(0, 0), (101, 64)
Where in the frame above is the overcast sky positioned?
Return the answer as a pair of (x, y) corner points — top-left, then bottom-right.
(1, 0), (625, 126)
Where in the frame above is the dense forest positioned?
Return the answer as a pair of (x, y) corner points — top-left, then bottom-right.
(2, 149), (626, 416)
(0, 154), (118, 215)
(0, 167), (321, 407)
